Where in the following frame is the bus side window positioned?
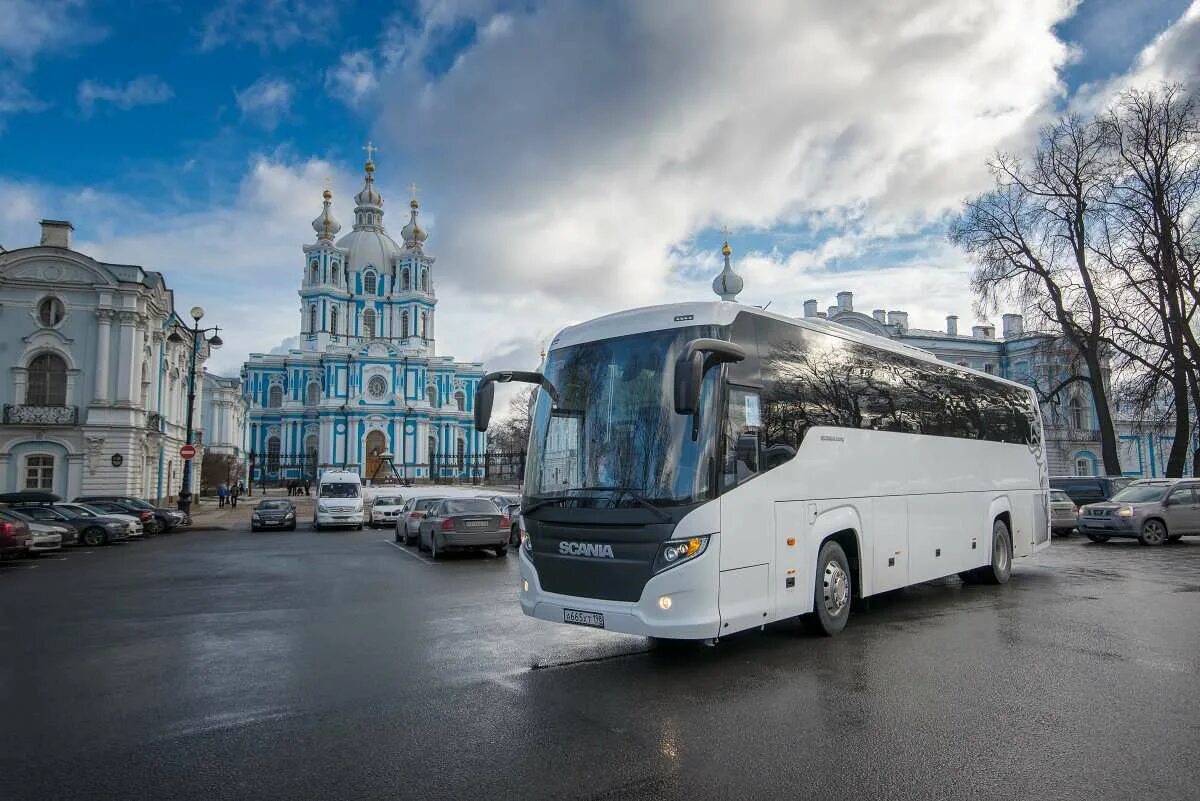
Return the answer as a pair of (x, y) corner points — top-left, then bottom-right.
(724, 386), (762, 488)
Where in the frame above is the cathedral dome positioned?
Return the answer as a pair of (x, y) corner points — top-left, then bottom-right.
(355, 160), (384, 208)
(400, 199), (427, 249)
(311, 189), (341, 241)
(336, 227), (405, 273)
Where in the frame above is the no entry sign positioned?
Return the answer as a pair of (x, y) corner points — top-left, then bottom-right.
(180, 444), (197, 460)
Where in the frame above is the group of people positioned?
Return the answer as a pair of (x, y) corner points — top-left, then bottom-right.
(286, 480), (311, 497)
(216, 482), (243, 508)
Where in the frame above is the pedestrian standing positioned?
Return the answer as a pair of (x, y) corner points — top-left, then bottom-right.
(304, 479), (311, 496)
(230, 483), (239, 508)
(217, 483), (228, 508)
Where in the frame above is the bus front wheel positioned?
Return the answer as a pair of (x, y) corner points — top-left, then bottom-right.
(804, 540), (852, 636)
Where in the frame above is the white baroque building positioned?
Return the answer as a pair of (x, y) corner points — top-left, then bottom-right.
(241, 154), (486, 484)
(0, 220), (213, 501)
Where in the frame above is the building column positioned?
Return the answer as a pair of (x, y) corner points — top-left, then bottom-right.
(115, 312), (138, 403)
(95, 309), (114, 402)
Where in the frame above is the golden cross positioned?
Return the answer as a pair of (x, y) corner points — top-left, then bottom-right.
(363, 141), (378, 162)
(409, 182), (420, 202)
(720, 224), (731, 239)
(323, 175), (332, 191)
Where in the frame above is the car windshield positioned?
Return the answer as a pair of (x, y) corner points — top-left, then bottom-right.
(1050, 490), (1072, 502)
(79, 504), (116, 516)
(1110, 484), (1172, 503)
(321, 483), (359, 498)
(443, 499), (498, 515)
(374, 497), (403, 506)
(526, 326), (722, 508)
(56, 505), (95, 518)
(257, 501), (291, 511)
(416, 498), (443, 510)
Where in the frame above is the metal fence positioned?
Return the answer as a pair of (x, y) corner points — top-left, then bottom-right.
(243, 450), (525, 489)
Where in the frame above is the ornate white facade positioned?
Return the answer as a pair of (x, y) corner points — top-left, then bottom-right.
(241, 155), (485, 483)
(0, 220), (213, 501)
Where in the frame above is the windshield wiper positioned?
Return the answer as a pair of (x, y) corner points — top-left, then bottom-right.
(573, 486), (671, 522)
(521, 495), (585, 516)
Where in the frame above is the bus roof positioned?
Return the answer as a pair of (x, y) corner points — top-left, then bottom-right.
(548, 301), (1036, 395)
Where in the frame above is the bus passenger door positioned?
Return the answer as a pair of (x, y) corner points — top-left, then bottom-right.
(871, 496), (908, 594)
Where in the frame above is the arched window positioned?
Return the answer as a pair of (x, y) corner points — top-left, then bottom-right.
(27, 352), (67, 405)
(330, 306), (339, 335)
(309, 304), (318, 333)
(427, 385), (437, 406)
(331, 263), (340, 286)
(38, 297), (65, 327)
(310, 260), (319, 285)
(420, 268), (428, 291)
(401, 310), (410, 338)
(454, 391), (465, 412)
(267, 436), (281, 471)
(1068, 396), (1086, 429)
(363, 270), (377, 294)
(401, 268), (410, 290)
(362, 309), (376, 339)
(268, 385), (283, 408)
(305, 380), (321, 406)
(25, 454), (54, 490)
(420, 312), (428, 338)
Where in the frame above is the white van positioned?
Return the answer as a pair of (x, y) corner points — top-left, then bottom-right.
(314, 469), (364, 530)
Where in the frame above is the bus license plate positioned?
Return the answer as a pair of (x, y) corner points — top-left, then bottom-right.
(563, 609), (605, 628)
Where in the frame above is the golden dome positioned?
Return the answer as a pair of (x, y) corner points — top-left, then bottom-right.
(365, 160), (375, 173)
(322, 188), (332, 200)
(721, 241), (732, 257)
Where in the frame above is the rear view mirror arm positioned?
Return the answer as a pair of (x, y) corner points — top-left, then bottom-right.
(473, 370), (560, 432)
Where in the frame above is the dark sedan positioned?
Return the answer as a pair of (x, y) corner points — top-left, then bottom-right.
(73, 496), (186, 534)
(9, 504), (133, 547)
(418, 498), (510, 559)
(251, 500), (297, 532)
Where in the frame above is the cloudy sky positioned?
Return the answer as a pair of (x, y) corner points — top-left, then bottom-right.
(2, 0), (1198, 376)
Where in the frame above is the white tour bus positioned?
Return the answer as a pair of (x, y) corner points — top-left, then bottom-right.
(475, 301), (1050, 640)
(313, 469), (364, 530)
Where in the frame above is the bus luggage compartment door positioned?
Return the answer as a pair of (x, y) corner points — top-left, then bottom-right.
(718, 564), (770, 635)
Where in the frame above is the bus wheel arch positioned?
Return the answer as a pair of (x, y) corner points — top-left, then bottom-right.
(805, 534), (857, 636)
(822, 528), (862, 600)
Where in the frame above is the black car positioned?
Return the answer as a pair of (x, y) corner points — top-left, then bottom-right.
(251, 500), (297, 532)
(1049, 476), (1133, 507)
(73, 496), (185, 534)
(18, 504), (134, 546)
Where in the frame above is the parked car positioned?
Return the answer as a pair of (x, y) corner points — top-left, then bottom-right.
(1078, 479), (1200, 545)
(52, 503), (138, 544)
(1049, 476), (1133, 507)
(3, 507), (80, 546)
(0, 511), (33, 559)
(313, 470), (364, 530)
(73, 499), (159, 534)
(418, 498), (510, 559)
(72, 495), (186, 534)
(2, 510), (71, 552)
(251, 499), (297, 532)
(368, 495), (406, 528)
(395, 496), (444, 545)
(479, 494), (522, 545)
(1049, 489), (1078, 536)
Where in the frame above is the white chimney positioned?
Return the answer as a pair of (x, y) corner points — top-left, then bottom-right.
(872, 309), (887, 323)
(946, 315), (959, 336)
(887, 311), (908, 332)
(39, 219), (74, 249)
(836, 291), (853, 312)
(803, 299), (818, 318)
(972, 325), (995, 339)
(1002, 314), (1024, 338)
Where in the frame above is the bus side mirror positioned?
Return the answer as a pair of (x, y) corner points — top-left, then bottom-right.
(474, 380), (496, 432)
(674, 338), (746, 415)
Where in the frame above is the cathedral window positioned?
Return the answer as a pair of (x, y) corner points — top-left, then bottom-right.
(305, 381), (321, 406)
(267, 436), (281, 471)
(268, 385), (283, 408)
(309, 305), (318, 333)
(24, 454), (54, 490)
(421, 312), (428, 338)
(310, 260), (319, 285)
(364, 270), (377, 294)
(330, 306), (339, 335)
(427, 385), (437, 406)
(27, 352), (67, 406)
(401, 268), (410, 291)
(401, 311), (410, 338)
(362, 309), (377, 339)
(420, 268), (428, 291)
(367, 375), (388, 399)
(38, 297), (65, 327)
(454, 390), (465, 412)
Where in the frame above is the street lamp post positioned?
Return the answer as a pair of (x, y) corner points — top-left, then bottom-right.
(169, 306), (223, 514)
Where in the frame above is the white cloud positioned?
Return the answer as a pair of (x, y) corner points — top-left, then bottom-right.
(325, 51), (379, 106)
(0, 0), (106, 125)
(199, 0), (336, 52)
(235, 77), (294, 129)
(77, 75), (173, 116)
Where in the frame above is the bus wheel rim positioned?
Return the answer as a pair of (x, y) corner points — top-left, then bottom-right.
(823, 561), (849, 616)
(994, 527), (1009, 572)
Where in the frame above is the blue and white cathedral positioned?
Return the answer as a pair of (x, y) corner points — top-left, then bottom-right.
(241, 151), (486, 483)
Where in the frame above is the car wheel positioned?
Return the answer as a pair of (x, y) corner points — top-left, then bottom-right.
(314, 521), (322, 531)
(356, 523), (364, 531)
(81, 527), (107, 547)
(395, 529), (402, 543)
(418, 529), (429, 552)
(430, 534), (441, 560)
(804, 540), (852, 636)
(1138, 518), (1168, 546)
(250, 525), (258, 533)
(288, 523), (296, 531)
(495, 545), (508, 557)
(146, 520), (163, 535)
(974, 518), (1013, 585)
(406, 530), (417, 547)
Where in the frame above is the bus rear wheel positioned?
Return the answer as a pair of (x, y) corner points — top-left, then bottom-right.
(970, 518), (1012, 585)
(804, 540), (851, 636)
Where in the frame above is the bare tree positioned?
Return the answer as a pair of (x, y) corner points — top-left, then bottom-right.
(949, 114), (1123, 473)
(487, 386), (536, 454)
(1095, 84), (1200, 476)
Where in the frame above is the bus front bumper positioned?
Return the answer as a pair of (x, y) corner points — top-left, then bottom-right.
(517, 549), (720, 640)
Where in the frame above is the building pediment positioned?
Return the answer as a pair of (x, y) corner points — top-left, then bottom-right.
(0, 249), (120, 288)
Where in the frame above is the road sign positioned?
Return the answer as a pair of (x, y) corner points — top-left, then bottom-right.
(180, 444), (197, 460)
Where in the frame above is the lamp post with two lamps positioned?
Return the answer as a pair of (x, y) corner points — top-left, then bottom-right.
(168, 305), (223, 514)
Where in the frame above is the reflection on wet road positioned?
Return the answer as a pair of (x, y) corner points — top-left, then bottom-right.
(1, 528), (1197, 800)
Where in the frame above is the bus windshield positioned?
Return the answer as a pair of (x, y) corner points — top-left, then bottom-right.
(526, 326), (721, 509)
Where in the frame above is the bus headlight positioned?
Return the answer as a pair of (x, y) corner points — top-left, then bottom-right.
(521, 531), (533, 558)
(653, 535), (710, 573)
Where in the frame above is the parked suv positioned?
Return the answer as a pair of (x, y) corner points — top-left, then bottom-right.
(73, 496), (185, 534)
(1078, 479), (1200, 545)
(1049, 476), (1133, 507)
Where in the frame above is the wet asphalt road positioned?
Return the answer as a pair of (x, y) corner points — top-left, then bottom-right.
(1, 524), (1198, 801)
